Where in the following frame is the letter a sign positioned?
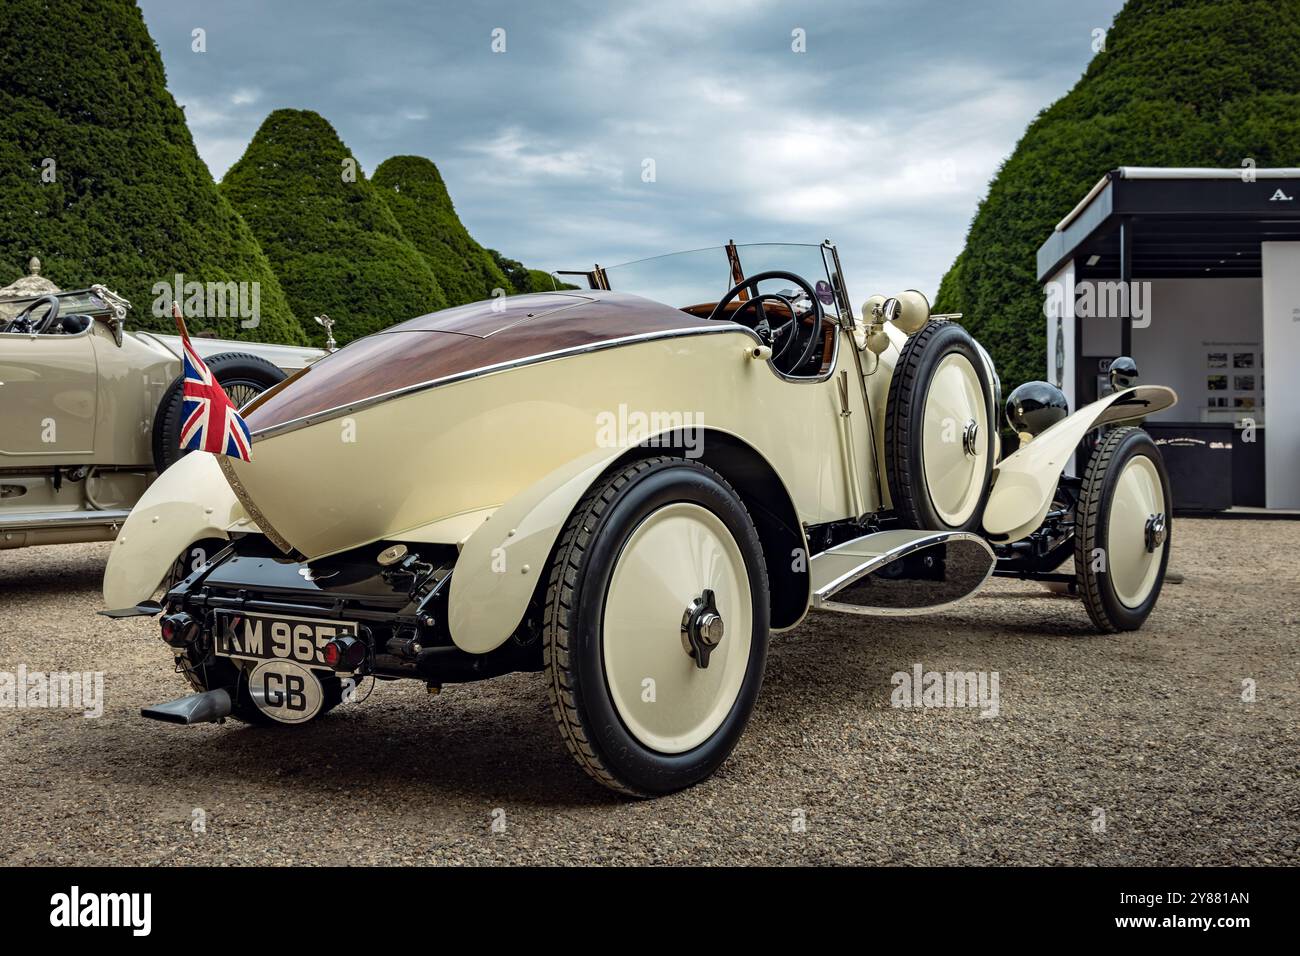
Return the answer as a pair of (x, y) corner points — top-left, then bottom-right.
(1269, 188), (1293, 201)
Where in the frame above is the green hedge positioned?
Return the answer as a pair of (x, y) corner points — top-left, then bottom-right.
(0, 0), (304, 343)
(372, 156), (512, 305)
(934, 0), (1300, 391)
(221, 111), (446, 344)
(487, 249), (572, 294)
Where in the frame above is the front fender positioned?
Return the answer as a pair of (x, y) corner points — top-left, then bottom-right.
(448, 446), (629, 654)
(102, 453), (247, 609)
(983, 385), (1177, 542)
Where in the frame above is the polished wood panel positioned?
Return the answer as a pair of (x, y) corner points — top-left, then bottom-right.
(244, 292), (716, 433)
(388, 292), (594, 337)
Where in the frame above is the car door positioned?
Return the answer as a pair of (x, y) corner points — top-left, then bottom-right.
(0, 329), (98, 464)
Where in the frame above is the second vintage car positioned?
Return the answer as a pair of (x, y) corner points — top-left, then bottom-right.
(0, 259), (327, 552)
(102, 241), (1176, 796)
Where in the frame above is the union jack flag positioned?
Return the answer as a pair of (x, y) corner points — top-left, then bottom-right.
(172, 304), (254, 461)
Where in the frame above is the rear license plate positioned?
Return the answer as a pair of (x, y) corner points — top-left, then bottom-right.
(214, 612), (357, 668)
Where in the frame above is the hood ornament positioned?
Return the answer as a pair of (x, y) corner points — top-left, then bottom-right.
(314, 314), (337, 352)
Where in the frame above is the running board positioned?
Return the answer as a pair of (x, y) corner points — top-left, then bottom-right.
(809, 529), (995, 616)
(0, 508), (132, 531)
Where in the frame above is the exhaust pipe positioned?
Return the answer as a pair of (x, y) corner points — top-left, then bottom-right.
(141, 688), (232, 725)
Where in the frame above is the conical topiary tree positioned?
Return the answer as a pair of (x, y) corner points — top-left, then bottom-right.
(487, 249), (565, 294)
(934, 0), (1300, 390)
(0, 0), (305, 343)
(372, 156), (512, 305)
(221, 111), (446, 344)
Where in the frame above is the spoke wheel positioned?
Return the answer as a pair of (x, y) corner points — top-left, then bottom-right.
(152, 352), (286, 472)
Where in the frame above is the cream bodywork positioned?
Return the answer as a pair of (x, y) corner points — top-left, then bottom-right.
(1, 321), (175, 469)
(112, 328), (871, 642)
(1, 315), (323, 550)
(446, 427), (808, 653)
(224, 330), (875, 560)
(982, 385), (1177, 542)
(858, 321), (908, 510)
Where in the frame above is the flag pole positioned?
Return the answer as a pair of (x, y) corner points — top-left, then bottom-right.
(172, 301), (190, 339)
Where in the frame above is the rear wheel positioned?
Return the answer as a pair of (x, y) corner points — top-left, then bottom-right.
(542, 456), (770, 797)
(1074, 426), (1172, 632)
(158, 536), (228, 594)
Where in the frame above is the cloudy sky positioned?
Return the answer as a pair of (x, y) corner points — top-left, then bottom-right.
(139, 0), (1125, 305)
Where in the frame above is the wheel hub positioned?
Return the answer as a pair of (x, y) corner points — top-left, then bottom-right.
(681, 589), (725, 669)
(961, 419), (980, 457)
(1145, 512), (1167, 553)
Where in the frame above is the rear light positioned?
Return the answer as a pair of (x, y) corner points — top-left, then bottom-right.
(160, 612), (197, 647)
(322, 636), (366, 671)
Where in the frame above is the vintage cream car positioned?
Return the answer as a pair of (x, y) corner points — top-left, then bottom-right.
(0, 260), (325, 551)
(102, 242), (1175, 796)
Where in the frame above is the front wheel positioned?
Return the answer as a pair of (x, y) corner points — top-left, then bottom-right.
(542, 456), (770, 797)
(1074, 426), (1172, 632)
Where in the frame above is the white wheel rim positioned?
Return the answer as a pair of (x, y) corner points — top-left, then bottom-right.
(602, 502), (752, 754)
(921, 353), (989, 526)
(1106, 454), (1165, 608)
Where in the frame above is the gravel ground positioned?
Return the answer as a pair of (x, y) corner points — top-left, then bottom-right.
(1, 518), (1296, 866)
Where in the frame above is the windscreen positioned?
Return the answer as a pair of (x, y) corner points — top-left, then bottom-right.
(564, 243), (842, 316)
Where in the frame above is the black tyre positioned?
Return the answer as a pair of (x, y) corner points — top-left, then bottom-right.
(1074, 426), (1172, 632)
(152, 352), (285, 472)
(884, 320), (995, 531)
(543, 456), (770, 797)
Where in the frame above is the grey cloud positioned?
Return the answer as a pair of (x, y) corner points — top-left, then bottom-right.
(141, 0), (1124, 305)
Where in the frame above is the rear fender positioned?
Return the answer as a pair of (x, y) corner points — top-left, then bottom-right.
(448, 430), (809, 654)
(102, 453), (247, 609)
(983, 385), (1176, 543)
(449, 447), (624, 654)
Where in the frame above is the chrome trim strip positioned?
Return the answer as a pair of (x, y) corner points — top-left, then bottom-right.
(0, 509), (132, 531)
(250, 325), (764, 441)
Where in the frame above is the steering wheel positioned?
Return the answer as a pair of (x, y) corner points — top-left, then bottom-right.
(707, 271), (825, 373)
(5, 294), (60, 334)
